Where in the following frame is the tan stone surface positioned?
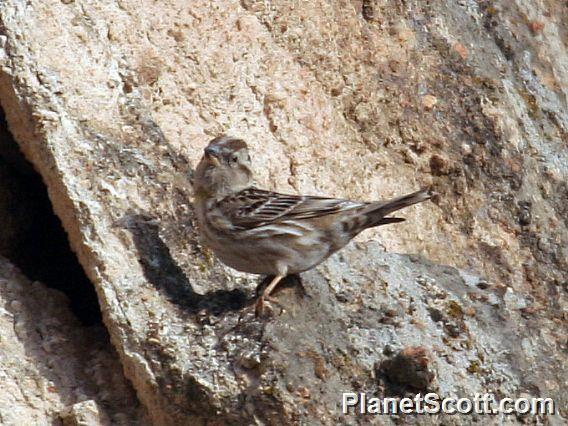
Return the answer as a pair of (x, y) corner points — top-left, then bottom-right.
(0, 256), (143, 425)
(0, 0), (566, 424)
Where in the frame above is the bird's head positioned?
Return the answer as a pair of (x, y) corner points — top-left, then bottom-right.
(194, 136), (253, 199)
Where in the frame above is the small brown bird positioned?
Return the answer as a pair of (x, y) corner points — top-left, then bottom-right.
(194, 136), (432, 316)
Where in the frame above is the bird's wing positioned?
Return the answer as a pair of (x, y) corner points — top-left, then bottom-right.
(218, 187), (365, 230)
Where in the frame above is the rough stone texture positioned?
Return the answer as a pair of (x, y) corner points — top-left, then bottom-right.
(0, 0), (566, 424)
(0, 256), (144, 425)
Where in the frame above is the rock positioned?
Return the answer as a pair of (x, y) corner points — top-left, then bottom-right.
(0, 0), (566, 424)
(518, 200), (532, 226)
(453, 42), (469, 60)
(429, 154), (451, 176)
(529, 21), (545, 35)
(60, 400), (108, 426)
(0, 256), (144, 425)
(379, 346), (435, 392)
(421, 94), (438, 110)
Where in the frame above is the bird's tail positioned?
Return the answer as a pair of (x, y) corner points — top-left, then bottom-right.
(362, 187), (432, 229)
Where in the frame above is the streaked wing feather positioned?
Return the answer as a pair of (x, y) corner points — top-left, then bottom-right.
(218, 187), (364, 230)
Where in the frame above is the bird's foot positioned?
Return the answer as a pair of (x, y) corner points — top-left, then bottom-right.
(254, 295), (284, 318)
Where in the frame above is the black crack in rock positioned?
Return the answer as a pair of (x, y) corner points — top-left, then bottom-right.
(0, 108), (102, 325)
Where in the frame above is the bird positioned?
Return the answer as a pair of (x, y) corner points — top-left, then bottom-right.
(193, 135), (432, 316)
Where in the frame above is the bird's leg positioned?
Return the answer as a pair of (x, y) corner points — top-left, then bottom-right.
(255, 275), (273, 298)
(255, 274), (285, 317)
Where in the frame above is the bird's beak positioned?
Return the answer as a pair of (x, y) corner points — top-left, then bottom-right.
(204, 146), (221, 166)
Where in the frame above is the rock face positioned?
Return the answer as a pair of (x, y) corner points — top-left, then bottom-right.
(0, 0), (566, 424)
(0, 256), (144, 425)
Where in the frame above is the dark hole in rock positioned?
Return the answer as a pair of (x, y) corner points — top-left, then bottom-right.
(0, 107), (102, 325)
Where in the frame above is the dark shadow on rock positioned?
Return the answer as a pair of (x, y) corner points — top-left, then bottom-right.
(116, 213), (248, 315)
(255, 274), (310, 300)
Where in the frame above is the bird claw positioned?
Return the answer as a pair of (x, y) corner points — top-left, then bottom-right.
(254, 295), (283, 318)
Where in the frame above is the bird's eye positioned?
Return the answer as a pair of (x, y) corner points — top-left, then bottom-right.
(229, 154), (238, 166)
